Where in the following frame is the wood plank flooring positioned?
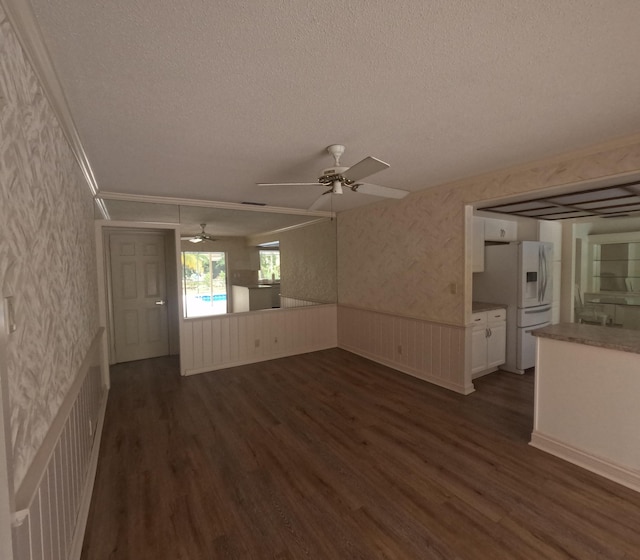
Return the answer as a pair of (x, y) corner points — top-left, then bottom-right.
(81, 349), (640, 559)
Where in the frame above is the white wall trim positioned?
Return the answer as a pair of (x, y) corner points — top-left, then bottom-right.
(95, 221), (182, 375)
(337, 305), (473, 395)
(530, 431), (640, 494)
(5, 333), (106, 560)
(68, 389), (108, 560)
(0, 296), (15, 558)
(98, 191), (334, 219)
(14, 329), (104, 509)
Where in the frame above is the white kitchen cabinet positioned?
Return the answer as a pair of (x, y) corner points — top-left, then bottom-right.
(471, 308), (506, 378)
(472, 217), (485, 273)
(484, 218), (517, 242)
(486, 312), (507, 368)
(471, 313), (488, 374)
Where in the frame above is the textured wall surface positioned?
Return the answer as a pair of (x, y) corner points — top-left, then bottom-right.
(0, 6), (99, 489)
(279, 219), (337, 304)
(338, 137), (640, 326)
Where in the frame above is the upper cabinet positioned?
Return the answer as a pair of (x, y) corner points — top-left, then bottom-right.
(483, 217), (518, 242)
(472, 216), (518, 273)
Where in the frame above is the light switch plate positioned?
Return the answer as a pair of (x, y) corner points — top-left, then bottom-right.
(4, 297), (16, 334)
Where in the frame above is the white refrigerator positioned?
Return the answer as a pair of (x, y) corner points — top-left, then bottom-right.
(473, 241), (553, 374)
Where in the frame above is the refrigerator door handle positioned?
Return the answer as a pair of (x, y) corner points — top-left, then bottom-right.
(524, 306), (552, 314)
(538, 246), (543, 302)
(542, 246), (549, 302)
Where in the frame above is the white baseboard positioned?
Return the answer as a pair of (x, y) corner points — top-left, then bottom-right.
(530, 431), (640, 493)
(68, 389), (109, 560)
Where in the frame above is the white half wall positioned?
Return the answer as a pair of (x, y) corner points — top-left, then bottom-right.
(337, 305), (472, 395)
(180, 304), (338, 375)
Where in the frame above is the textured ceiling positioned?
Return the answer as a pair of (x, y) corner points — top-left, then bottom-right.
(29, 0), (640, 213)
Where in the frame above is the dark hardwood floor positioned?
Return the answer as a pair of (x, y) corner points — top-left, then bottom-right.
(82, 349), (640, 559)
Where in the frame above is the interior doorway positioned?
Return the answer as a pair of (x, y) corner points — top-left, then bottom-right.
(107, 230), (175, 363)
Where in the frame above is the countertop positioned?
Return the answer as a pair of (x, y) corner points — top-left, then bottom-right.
(472, 301), (506, 313)
(585, 294), (640, 306)
(234, 284), (279, 289)
(533, 323), (640, 355)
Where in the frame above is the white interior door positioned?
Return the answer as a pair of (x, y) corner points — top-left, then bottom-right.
(110, 232), (169, 363)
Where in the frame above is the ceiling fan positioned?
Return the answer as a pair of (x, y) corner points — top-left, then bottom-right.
(181, 223), (217, 243)
(258, 144), (410, 210)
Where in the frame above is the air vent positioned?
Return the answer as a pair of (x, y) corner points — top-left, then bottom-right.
(241, 201), (267, 206)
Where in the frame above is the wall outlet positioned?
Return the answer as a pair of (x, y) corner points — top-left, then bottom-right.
(89, 419), (93, 437)
(397, 344), (402, 355)
(274, 337), (278, 344)
(254, 339), (260, 348)
(449, 282), (458, 295)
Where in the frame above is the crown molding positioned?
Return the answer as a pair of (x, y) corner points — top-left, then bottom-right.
(1, 0), (106, 217)
(97, 191), (336, 219)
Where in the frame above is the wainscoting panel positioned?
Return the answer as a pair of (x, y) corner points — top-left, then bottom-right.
(181, 304), (338, 375)
(11, 332), (108, 560)
(338, 305), (472, 394)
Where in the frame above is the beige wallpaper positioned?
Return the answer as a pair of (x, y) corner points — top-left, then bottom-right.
(278, 219), (337, 304)
(338, 137), (640, 326)
(0, 7), (99, 489)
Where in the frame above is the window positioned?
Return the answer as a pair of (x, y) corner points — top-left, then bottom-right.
(259, 249), (280, 282)
(182, 251), (227, 317)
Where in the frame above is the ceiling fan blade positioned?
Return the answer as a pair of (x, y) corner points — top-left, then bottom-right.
(309, 194), (330, 211)
(257, 182), (324, 187)
(342, 156), (389, 182)
(354, 182), (409, 199)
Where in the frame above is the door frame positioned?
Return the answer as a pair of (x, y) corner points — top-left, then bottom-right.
(95, 221), (182, 385)
(0, 296), (15, 558)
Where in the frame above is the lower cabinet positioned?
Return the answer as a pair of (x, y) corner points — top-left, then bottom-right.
(471, 308), (506, 378)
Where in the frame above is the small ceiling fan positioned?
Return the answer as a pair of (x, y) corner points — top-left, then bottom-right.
(181, 223), (216, 243)
(257, 144), (410, 210)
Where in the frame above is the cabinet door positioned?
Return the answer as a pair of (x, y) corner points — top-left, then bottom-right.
(471, 326), (488, 375)
(486, 322), (506, 368)
(484, 218), (517, 242)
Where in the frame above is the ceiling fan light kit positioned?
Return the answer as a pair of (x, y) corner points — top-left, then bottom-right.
(181, 223), (217, 243)
(258, 144), (409, 210)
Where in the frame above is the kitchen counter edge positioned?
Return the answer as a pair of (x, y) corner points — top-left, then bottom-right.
(472, 301), (507, 313)
(533, 323), (640, 355)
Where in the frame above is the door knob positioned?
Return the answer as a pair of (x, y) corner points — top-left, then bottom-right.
(155, 300), (166, 306)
